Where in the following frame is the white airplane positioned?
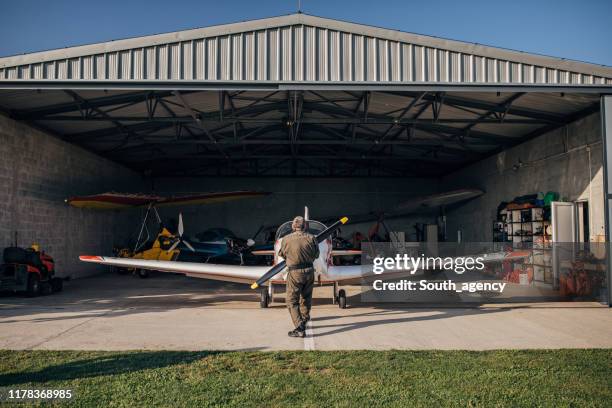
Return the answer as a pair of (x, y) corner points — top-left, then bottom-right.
(80, 203), (530, 309)
(81, 207), (365, 308)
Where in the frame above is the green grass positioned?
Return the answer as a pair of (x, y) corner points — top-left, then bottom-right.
(0, 350), (610, 407)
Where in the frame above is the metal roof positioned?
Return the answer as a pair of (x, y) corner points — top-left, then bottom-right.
(1, 13), (611, 85)
(0, 88), (600, 177)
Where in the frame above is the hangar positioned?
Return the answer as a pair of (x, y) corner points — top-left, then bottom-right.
(0, 13), (611, 305)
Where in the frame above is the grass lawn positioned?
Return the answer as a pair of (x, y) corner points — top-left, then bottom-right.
(0, 349), (610, 407)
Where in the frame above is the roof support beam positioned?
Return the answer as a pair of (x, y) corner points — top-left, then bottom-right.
(14, 90), (176, 120)
(383, 91), (566, 123)
(63, 90), (139, 151)
(37, 115), (550, 125)
(172, 90), (229, 159)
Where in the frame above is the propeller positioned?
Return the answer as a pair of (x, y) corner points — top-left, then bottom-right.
(251, 216), (348, 289)
(168, 213), (195, 252)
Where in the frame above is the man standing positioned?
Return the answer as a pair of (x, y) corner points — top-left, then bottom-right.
(278, 216), (320, 338)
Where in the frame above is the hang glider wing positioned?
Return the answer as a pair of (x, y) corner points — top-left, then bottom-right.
(66, 191), (270, 210)
(80, 256), (271, 284)
(320, 188), (484, 225)
(387, 188), (484, 216)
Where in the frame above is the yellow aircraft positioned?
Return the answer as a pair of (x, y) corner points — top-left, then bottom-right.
(67, 191), (269, 277)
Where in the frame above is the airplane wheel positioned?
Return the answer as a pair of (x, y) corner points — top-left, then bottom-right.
(137, 269), (149, 279)
(338, 289), (347, 309)
(260, 289), (270, 308)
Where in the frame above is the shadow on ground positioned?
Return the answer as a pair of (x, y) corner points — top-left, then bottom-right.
(0, 349), (262, 386)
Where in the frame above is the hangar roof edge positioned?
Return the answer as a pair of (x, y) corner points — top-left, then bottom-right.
(1, 13), (611, 82)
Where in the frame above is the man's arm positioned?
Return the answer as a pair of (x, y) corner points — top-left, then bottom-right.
(310, 236), (320, 260)
(278, 239), (287, 259)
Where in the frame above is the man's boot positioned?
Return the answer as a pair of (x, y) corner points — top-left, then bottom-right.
(288, 323), (306, 338)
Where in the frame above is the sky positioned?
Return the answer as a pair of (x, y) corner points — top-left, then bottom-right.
(1, 0), (611, 66)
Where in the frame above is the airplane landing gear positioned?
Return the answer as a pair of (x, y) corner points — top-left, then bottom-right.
(260, 286), (272, 308)
(337, 289), (346, 309)
(333, 282), (347, 309)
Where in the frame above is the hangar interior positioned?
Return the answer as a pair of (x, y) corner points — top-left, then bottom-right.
(0, 14), (610, 303)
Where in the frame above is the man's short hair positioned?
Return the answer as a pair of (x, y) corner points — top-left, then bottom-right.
(292, 216), (306, 231)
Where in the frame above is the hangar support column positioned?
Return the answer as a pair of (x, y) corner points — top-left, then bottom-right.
(601, 95), (612, 307)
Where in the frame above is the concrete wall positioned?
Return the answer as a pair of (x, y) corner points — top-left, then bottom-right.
(150, 177), (441, 243)
(442, 112), (604, 242)
(0, 114), (142, 278)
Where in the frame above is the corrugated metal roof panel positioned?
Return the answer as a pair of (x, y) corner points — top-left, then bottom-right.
(2, 14), (610, 85)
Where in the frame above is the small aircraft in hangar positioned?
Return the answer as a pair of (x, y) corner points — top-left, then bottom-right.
(80, 201), (530, 309)
(81, 207), (365, 308)
(67, 191), (270, 277)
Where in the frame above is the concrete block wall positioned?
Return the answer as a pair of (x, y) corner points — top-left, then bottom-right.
(442, 112), (604, 242)
(150, 177), (441, 243)
(0, 114), (142, 278)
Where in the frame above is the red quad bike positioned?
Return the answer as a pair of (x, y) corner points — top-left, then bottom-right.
(0, 247), (64, 297)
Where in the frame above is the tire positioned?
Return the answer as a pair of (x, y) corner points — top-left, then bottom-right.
(40, 282), (53, 296)
(26, 273), (41, 297)
(338, 289), (347, 309)
(260, 289), (270, 308)
(137, 269), (149, 279)
(51, 277), (63, 292)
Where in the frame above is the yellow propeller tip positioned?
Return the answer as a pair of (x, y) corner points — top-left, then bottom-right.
(251, 283), (259, 289)
(340, 217), (349, 224)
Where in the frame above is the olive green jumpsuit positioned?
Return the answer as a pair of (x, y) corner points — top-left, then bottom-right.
(278, 230), (320, 329)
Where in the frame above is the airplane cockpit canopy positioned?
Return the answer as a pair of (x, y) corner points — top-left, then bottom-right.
(194, 228), (238, 242)
(275, 220), (326, 241)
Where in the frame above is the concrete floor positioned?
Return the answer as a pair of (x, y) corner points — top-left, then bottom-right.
(0, 273), (610, 351)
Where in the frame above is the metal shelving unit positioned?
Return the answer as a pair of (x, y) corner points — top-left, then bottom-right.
(495, 207), (554, 285)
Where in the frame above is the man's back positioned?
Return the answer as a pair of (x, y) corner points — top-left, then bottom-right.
(279, 231), (320, 268)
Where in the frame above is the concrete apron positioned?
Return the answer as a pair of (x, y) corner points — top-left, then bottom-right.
(0, 274), (610, 351)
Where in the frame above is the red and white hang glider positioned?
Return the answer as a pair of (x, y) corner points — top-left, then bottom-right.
(66, 191), (271, 210)
(320, 188), (485, 225)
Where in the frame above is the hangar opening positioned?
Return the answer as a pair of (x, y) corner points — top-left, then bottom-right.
(0, 13), (610, 306)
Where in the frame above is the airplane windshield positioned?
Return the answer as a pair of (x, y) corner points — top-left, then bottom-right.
(194, 228), (236, 242)
(275, 220), (326, 241)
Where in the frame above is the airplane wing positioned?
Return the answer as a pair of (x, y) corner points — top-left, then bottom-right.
(326, 265), (364, 281)
(326, 249), (531, 282)
(80, 249), (530, 286)
(331, 250), (362, 256)
(250, 250), (275, 256)
(66, 191), (270, 210)
(80, 255), (271, 284)
(251, 249), (362, 256)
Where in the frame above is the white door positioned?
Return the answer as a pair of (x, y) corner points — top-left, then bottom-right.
(551, 202), (576, 242)
(551, 201), (576, 289)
